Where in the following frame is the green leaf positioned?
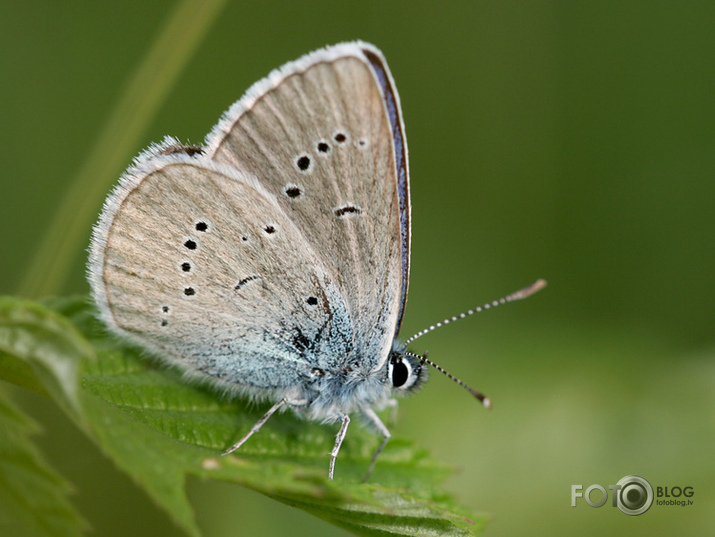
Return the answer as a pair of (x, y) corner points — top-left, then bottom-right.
(0, 390), (88, 537)
(0, 296), (488, 536)
(0, 297), (93, 422)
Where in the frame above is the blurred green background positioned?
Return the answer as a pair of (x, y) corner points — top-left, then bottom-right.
(2, 1), (713, 535)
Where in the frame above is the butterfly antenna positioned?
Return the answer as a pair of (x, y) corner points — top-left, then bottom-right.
(403, 279), (546, 410)
(406, 351), (493, 408)
(404, 279), (547, 346)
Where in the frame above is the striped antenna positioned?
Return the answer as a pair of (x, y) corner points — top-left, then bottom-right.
(403, 279), (546, 409)
(404, 279), (547, 346)
(406, 351), (492, 408)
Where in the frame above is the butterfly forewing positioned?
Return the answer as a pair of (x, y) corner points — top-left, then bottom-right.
(206, 43), (409, 373)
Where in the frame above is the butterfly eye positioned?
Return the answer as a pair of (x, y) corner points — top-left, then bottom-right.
(390, 359), (409, 387)
(390, 356), (418, 389)
(388, 352), (426, 392)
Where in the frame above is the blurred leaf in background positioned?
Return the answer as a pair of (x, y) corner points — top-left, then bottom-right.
(1, 1), (713, 536)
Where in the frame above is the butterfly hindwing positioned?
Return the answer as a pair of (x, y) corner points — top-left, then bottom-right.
(91, 155), (353, 393)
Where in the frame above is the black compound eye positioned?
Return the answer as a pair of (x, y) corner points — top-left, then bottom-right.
(390, 359), (409, 388)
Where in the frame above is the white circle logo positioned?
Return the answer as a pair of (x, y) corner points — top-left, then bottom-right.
(615, 475), (654, 515)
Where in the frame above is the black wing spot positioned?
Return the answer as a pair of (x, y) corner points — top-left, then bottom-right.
(264, 225), (276, 234)
(184, 287), (196, 296)
(195, 221), (208, 232)
(334, 205), (364, 217)
(235, 276), (259, 290)
(334, 132), (347, 143)
(285, 185), (302, 198)
(292, 328), (312, 353)
(241, 236), (249, 242)
(317, 141), (330, 153)
(157, 144), (205, 157)
(162, 306), (169, 313)
(181, 262), (191, 272)
(161, 319), (168, 327)
(306, 296), (318, 306)
(184, 239), (197, 250)
(296, 155), (311, 171)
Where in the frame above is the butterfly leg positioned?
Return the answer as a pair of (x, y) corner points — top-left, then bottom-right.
(222, 398), (287, 455)
(328, 413), (350, 480)
(361, 407), (391, 482)
(385, 397), (399, 426)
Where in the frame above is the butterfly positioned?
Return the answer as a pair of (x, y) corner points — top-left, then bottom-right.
(89, 41), (544, 479)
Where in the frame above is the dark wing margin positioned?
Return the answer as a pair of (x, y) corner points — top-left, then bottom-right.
(362, 47), (411, 337)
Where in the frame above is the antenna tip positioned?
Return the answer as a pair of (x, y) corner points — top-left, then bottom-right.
(512, 279), (548, 300)
(532, 278), (548, 291)
(482, 397), (492, 409)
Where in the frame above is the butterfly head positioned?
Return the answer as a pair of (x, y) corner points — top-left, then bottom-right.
(387, 343), (428, 395)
